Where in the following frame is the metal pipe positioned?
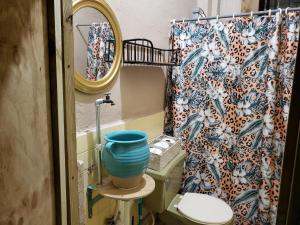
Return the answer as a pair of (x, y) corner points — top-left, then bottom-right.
(172, 7), (300, 23)
(95, 94), (115, 185)
(95, 100), (102, 185)
(95, 102), (101, 145)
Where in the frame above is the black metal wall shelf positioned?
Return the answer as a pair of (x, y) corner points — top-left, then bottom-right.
(104, 39), (115, 63)
(122, 39), (180, 66)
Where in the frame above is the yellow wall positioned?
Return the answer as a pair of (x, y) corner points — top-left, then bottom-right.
(77, 111), (165, 225)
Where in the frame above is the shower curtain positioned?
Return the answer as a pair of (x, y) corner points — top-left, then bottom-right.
(86, 22), (114, 80)
(165, 12), (300, 224)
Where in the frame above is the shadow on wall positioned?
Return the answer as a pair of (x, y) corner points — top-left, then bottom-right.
(120, 66), (166, 120)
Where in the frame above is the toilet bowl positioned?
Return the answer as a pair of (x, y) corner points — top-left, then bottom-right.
(145, 151), (234, 225)
(167, 193), (233, 225)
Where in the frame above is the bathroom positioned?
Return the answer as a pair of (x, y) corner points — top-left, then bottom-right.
(1, 0), (300, 225)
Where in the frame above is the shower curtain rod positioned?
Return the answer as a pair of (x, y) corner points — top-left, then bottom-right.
(172, 7), (300, 23)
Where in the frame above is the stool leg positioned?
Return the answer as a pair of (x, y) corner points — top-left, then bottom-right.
(123, 200), (132, 225)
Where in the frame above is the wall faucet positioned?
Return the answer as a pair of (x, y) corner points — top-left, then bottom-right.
(95, 93), (115, 184)
(95, 93), (115, 106)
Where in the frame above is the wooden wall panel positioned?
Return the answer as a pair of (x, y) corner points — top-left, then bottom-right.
(0, 0), (56, 225)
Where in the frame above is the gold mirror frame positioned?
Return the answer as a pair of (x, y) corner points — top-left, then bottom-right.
(73, 0), (122, 94)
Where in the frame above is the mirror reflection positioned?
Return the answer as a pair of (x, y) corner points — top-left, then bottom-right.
(73, 7), (115, 81)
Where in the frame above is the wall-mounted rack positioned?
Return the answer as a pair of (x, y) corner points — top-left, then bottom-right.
(104, 39), (181, 66)
(104, 39), (115, 63)
(122, 39), (180, 66)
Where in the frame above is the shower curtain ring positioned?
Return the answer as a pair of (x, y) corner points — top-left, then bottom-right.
(216, 15), (219, 22)
(232, 13), (235, 19)
(285, 7), (289, 14)
(183, 18), (185, 23)
(197, 16), (200, 23)
(278, 8), (282, 15)
(250, 11), (253, 18)
(172, 19), (175, 25)
(269, 9), (272, 17)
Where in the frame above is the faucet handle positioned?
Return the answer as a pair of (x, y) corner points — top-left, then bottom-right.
(104, 92), (111, 100)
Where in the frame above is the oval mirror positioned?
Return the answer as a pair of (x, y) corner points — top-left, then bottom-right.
(73, 0), (122, 94)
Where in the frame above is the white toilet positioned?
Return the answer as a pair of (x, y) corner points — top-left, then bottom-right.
(145, 151), (234, 225)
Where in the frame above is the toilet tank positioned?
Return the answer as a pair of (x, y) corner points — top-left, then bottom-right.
(144, 150), (185, 213)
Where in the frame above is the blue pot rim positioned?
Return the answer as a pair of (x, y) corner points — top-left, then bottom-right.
(104, 130), (148, 144)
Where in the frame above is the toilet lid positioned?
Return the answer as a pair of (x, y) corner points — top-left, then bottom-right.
(177, 193), (233, 224)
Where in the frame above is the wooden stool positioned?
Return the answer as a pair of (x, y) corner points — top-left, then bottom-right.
(97, 174), (155, 225)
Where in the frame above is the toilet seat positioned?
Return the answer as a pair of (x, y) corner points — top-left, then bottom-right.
(177, 193), (233, 225)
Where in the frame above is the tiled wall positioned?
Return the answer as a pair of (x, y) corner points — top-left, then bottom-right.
(77, 112), (165, 225)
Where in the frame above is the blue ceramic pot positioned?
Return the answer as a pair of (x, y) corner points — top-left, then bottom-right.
(102, 130), (150, 179)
